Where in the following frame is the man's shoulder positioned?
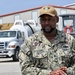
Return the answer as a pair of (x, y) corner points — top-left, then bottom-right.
(57, 30), (74, 38)
(26, 31), (42, 41)
(57, 30), (75, 42)
(65, 32), (75, 40)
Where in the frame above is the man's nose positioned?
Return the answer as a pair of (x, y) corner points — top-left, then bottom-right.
(45, 20), (50, 24)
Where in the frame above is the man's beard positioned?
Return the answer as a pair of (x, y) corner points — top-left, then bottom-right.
(42, 26), (55, 33)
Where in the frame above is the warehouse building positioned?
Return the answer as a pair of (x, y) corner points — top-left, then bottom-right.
(0, 4), (75, 30)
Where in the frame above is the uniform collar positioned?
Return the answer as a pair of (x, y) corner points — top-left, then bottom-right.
(40, 30), (65, 47)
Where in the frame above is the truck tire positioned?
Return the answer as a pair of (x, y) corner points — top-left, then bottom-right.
(12, 47), (20, 61)
(6, 55), (10, 58)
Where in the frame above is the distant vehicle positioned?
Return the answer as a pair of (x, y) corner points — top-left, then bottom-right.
(0, 20), (41, 61)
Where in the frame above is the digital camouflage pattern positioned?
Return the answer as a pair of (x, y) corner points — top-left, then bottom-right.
(19, 30), (75, 75)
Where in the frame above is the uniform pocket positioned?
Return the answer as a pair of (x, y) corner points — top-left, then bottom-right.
(32, 49), (47, 59)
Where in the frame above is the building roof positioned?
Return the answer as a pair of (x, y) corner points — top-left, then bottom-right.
(59, 14), (75, 17)
(0, 4), (75, 17)
(64, 3), (75, 7)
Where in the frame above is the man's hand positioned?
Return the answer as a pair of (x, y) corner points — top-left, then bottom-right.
(49, 67), (67, 75)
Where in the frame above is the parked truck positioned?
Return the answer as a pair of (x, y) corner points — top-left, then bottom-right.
(0, 20), (41, 61)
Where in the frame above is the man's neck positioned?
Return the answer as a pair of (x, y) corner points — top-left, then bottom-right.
(43, 29), (57, 41)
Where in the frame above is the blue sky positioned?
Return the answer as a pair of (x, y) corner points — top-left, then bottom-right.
(0, 0), (75, 15)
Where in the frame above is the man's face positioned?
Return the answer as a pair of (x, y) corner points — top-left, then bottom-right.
(40, 14), (58, 33)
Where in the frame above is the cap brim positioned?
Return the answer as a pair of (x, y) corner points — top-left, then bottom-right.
(39, 13), (55, 17)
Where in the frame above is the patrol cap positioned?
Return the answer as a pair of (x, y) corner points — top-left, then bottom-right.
(39, 6), (57, 17)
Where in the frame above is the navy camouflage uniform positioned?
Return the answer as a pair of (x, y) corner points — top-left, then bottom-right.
(19, 30), (75, 75)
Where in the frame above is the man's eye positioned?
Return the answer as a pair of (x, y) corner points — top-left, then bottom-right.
(41, 19), (45, 21)
(49, 18), (52, 20)
(41, 17), (53, 21)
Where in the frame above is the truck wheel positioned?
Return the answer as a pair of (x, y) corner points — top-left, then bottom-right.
(6, 55), (10, 58)
(12, 47), (20, 61)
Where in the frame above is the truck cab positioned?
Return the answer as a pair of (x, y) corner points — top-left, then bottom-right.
(0, 30), (23, 61)
(59, 14), (75, 37)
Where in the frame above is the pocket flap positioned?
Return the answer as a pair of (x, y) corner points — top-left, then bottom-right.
(32, 49), (47, 59)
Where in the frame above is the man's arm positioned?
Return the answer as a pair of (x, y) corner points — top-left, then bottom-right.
(65, 37), (75, 75)
(19, 42), (51, 75)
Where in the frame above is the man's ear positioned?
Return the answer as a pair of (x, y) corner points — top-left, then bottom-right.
(56, 16), (59, 23)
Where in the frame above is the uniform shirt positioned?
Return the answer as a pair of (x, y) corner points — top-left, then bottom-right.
(19, 30), (75, 75)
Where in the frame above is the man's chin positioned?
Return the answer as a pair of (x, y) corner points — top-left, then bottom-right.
(42, 28), (55, 33)
(43, 30), (52, 33)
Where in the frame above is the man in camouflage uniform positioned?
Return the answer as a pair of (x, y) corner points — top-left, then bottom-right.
(19, 5), (75, 75)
